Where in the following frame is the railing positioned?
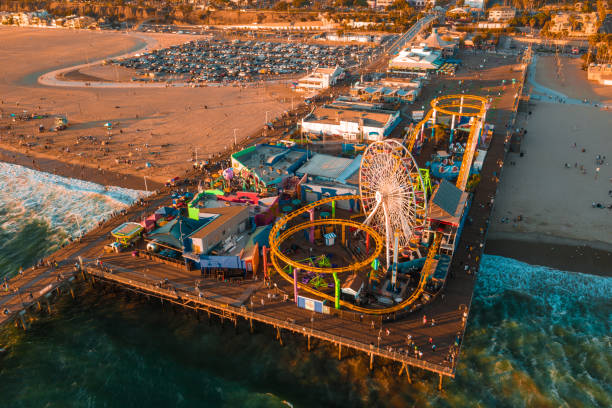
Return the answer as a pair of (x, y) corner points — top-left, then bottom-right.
(84, 264), (454, 377)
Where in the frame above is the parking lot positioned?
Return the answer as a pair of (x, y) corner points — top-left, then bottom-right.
(114, 39), (376, 83)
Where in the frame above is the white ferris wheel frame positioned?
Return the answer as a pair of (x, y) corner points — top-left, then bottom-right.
(359, 139), (427, 269)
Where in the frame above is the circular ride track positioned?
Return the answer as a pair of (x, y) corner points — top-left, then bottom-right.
(268, 195), (434, 315)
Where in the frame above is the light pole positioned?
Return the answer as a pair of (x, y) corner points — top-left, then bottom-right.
(265, 111), (270, 125)
(233, 128), (239, 147)
(143, 175), (148, 192)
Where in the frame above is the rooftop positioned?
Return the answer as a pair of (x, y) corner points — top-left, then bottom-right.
(296, 153), (362, 183)
(231, 144), (308, 186)
(428, 180), (469, 226)
(303, 104), (396, 128)
(189, 205), (250, 240)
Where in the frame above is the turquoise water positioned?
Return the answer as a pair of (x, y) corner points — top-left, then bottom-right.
(1, 165), (610, 407)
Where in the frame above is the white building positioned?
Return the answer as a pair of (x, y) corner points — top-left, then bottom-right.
(464, 0), (485, 10)
(389, 46), (442, 71)
(367, 0), (394, 9)
(300, 102), (400, 142)
(488, 6), (516, 22)
(296, 66), (344, 91)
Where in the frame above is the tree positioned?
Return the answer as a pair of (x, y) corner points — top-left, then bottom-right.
(292, 0), (309, 8)
(596, 0), (607, 24)
(274, 1), (289, 11)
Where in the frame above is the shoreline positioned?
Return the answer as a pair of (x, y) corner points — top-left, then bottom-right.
(485, 232), (612, 277)
(0, 147), (163, 191)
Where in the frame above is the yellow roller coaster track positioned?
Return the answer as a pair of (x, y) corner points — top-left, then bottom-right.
(270, 232), (442, 315)
(405, 95), (487, 191)
(272, 218), (383, 274)
(268, 195), (444, 315)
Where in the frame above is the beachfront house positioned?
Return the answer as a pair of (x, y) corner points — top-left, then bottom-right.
(548, 12), (599, 37)
(488, 6), (516, 22)
(296, 66), (344, 91)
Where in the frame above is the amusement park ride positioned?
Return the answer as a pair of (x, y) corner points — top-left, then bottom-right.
(269, 95), (488, 317)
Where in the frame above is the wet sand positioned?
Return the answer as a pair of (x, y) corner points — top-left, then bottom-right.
(485, 238), (612, 277)
(0, 147), (163, 191)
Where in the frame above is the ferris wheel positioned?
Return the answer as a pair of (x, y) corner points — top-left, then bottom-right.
(359, 140), (427, 268)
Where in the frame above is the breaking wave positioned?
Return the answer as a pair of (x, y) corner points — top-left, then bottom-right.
(0, 162), (146, 278)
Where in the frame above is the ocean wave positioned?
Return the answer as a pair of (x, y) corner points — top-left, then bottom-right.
(0, 162), (147, 276)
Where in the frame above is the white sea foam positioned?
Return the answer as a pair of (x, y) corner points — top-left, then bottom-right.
(0, 162), (148, 238)
(478, 255), (611, 316)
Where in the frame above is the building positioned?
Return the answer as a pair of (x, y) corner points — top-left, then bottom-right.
(407, 0), (429, 7)
(367, 0), (395, 9)
(295, 153), (362, 210)
(424, 179), (470, 255)
(389, 46), (443, 72)
(549, 12), (599, 36)
(413, 28), (457, 57)
(463, 0), (485, 10)
(225, 21), (337, 31)
(296, 66), (344, 91)
(231, 144), (308, 189)
(587, 63), (612, 86)
(599, 14), (612, 34)
(350, 77), (422, 104)
(341, 274), (365, 298)
(185, 205), (250, 256)
(488, 6), (516, 22)
(325, 33), (385, 44)
(300, 102), (400, 142)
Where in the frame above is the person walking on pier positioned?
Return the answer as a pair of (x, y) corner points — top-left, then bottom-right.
(422, 315), (427, 326)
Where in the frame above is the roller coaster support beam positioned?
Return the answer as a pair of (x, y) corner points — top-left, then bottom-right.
(342, 224), (346, 246)
(366, 233), (370, 254)
(391, 232), (399, 290)
(333, 272), (340, 309)
(262, 246), (268, 281)
(309, 208), (315, 244)
(331, 200), (335, 218)
(430, 109), (436, 140)
(450, 114), (456, 145)
(293, 267), (298, 303)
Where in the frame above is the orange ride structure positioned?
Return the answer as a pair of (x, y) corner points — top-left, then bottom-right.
(405, 94), (488, 190)
(268, 95), (488, 317)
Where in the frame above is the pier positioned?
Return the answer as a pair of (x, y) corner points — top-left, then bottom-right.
(0, 45), (529, 390)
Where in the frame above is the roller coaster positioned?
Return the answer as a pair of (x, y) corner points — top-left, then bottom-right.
(268, 94), (488, 315)
(268, 195), (442, 315)
(405, 94), (488, 191)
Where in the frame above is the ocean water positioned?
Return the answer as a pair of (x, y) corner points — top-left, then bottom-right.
(0, 162), (147, 279)
(0, 165), (610, 407)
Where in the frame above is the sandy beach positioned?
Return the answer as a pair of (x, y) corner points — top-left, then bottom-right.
(0, 27), (293, 185)
(489, 53), (612, 256)
(534, 55), (612, 105)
